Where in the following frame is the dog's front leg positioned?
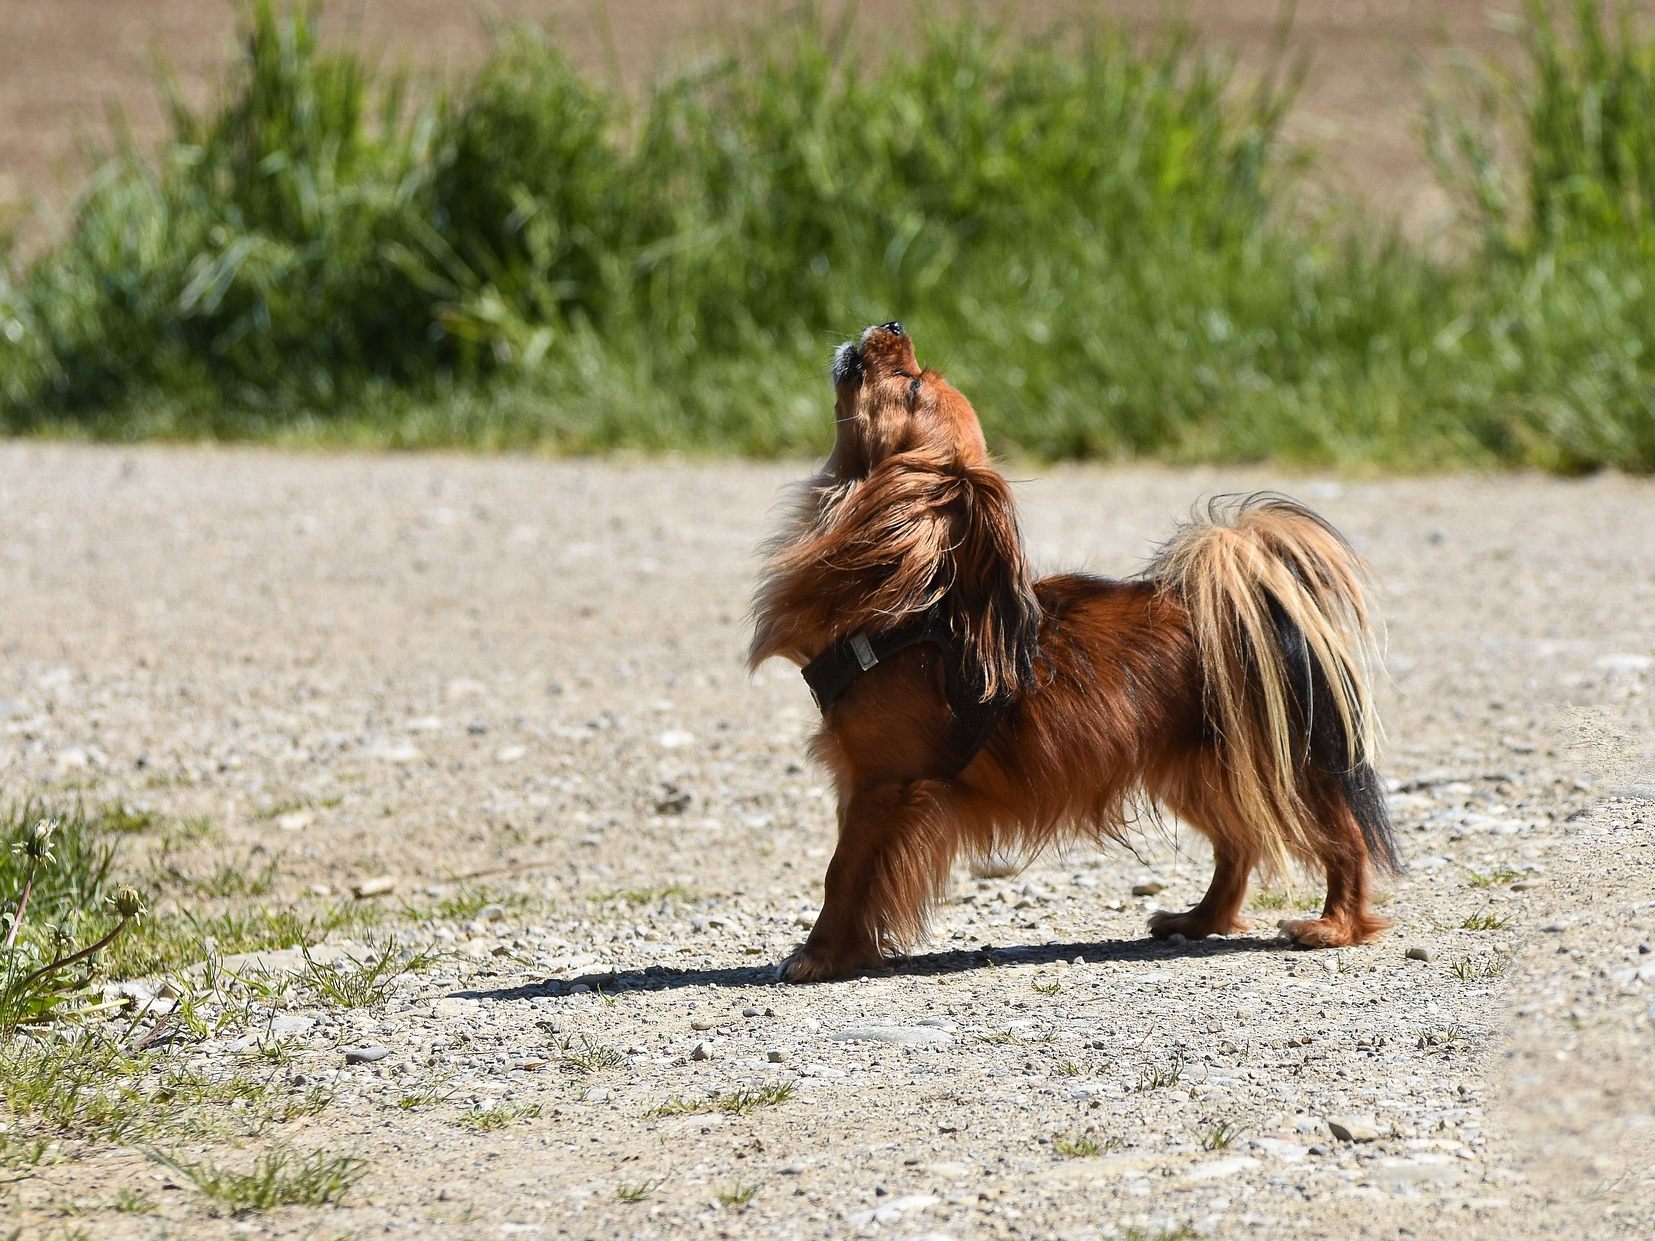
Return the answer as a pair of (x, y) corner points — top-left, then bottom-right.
(780, 779), (953, 983)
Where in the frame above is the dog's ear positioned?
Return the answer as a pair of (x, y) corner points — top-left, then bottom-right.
(750, 451), (1038, 699)
(944, 462), (1039, 702)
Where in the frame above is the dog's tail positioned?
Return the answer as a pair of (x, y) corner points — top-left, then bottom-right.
(1150, 494), (1399, 880)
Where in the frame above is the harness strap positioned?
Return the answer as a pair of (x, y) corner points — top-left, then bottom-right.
(801, 608), (1011, 775)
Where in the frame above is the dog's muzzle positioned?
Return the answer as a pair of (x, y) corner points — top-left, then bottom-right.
(832, 323), (903, 387)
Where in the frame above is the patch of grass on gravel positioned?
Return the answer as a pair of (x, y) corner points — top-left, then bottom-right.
(418, 885), (528, 922)
(97, 802), (161, 835)
(298, 939), (446, 1009)
(1459, 911), (1511, 931)
(716, 1181), (760, 1207)
(1196, 1120), (1245, 1150)
(646, 1082), (797, 1118)
(1451, 949), (1515, 981)
(616, 1178), (665, 1203)
(1464, 866), (1525, 889)
(1134, 1052), (1187, 1093)
(396, 1080), (457, 1111)
(1249, 890), (1316, 911)
(458, 1102), (543, 1131)
(592, 883), (697, 907)
(153, 1146), (366, 1214)
(1053, 1132), (1123, 1157)
(559, 1035), (625, 1074)
(1, 1034), (156, 1148)
(111, 1188), (156, 1213)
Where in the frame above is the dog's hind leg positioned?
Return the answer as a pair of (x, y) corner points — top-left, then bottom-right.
(1146, 782), (1259, 941)
(780, 779), (957, 983)
(1278, 778), (1391, 947)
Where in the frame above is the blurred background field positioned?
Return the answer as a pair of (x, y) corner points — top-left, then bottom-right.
(2, 0), (1655, 469)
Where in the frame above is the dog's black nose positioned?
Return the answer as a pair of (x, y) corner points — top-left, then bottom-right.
(879, 321), (904, 337)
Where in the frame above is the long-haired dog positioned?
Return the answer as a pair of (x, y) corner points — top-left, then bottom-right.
(750, 323), (1400, 982)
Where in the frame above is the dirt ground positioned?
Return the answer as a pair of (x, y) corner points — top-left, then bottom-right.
(1, 440), (1651, 1237)
(0, 0), (1557, 245)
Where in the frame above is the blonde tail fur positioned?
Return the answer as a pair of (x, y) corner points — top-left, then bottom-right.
(1151, 494), (1388, 881)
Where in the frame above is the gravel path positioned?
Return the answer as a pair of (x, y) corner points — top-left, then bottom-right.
(1, 443), (1652, 1238)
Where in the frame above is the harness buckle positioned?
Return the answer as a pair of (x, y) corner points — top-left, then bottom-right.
(849, 633), (878, 671)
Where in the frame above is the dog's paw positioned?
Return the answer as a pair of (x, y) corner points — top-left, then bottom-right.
(776, 943), (882, 983)
(1277, 914), (1384, 948)
(1148, 908), (1251, 940)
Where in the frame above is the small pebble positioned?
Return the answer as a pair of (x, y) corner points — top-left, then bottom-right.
(690, 1041), (713, 1061)
(1132, 881), (1165, 896)
(1327, 1117), (1380, 1142)
(767, 1049), (789, 1063)
(1406, 946), (1433, 962)
(343, 1045), (390, 1065)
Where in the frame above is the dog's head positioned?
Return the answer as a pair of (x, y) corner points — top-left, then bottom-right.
(745, 323), (1039, 701)
(826, 323), (989, 479)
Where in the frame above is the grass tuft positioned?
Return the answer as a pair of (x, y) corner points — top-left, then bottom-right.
(1053, 1132), (1122, 1157)
(559, 1035), (625, 1074)
(646, 1081), (796, 1118)
(153, 1146), (366, 1214)
(716, 1180), (760, 1207)
(297, 939), (445, 1008)
(1134, 1051), (1187, 1093)
(1197, 1119), (1245, 1151)
(458, 1102), (542, 1131)
(1450, 949), (1514, 981)
(1460, 911), (1510, 931)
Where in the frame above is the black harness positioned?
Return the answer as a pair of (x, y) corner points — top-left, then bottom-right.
(801, 606), (1011, 775)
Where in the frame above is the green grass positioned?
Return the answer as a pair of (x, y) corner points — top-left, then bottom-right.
(3, 801), (145, 1030)
(716, 1181), (760, 1207)
(559, 1036), (625, 1074)
(1, 1034), (157, 1145)
(416, 884), (526, 922)
(1053, 1132), (1122, 1157)
(457, 1102), (542, 1131)
(297, 939), (445, 1008)
(1464, 866), (1526, 889)
(153, 1146), (366, 1214)
(1249, 889), (1317, 912)
(1460, 911), (1511, 931)
(591, 883), (697, 907)
(1451, 949), (1515, 981)
(2, 1), (1655, 469)
(2, 800), (118, 922)
(1197, 1119), (1245, 1151)
(1134, 1052), (1187, 1093)
(646, 1082), (797, 1118)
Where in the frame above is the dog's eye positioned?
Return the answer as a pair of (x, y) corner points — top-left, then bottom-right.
(908, 376), (923, 398)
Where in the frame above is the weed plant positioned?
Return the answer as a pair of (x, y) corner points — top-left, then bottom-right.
(2, 804), (145, 1032)
(152, 1146), (366, 1214)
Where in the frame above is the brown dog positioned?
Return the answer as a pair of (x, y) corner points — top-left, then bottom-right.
(751, 323), (1398, 982)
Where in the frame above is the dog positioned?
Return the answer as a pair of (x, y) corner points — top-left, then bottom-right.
(750, 323), (1399, 982)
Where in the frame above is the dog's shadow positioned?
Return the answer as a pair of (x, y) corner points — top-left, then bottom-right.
(455, 934), (1288, 1004)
